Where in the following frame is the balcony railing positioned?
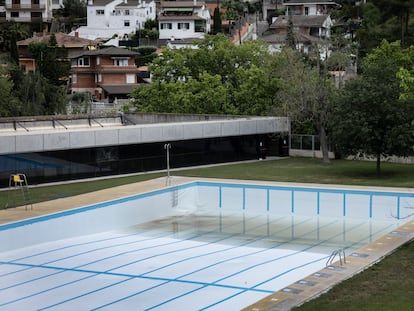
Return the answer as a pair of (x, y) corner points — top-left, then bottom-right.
(5, 3), (45, 9)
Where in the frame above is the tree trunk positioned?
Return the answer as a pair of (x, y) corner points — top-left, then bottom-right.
(376, 154), (381, 176)
(318, 124), (330, 164)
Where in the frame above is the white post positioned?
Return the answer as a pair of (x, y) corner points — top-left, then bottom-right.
(164, 143), (171, 181)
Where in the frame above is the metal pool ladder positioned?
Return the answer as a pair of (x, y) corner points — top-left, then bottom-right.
(326, 248), (346, 266)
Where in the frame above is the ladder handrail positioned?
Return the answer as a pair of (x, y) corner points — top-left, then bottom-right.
(326, 248), (346, 266)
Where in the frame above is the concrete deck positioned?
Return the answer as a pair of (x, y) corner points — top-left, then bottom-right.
(1, 176), (414, 311)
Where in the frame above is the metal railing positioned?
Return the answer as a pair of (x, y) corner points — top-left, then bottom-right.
(326, 248), (346, 266)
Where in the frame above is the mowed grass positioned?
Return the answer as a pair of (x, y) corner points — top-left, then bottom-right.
(1, 157), (414, 310)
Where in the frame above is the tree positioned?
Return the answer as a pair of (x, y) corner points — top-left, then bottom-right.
(18, 71), (67, 115)
(130, 34), (277, 116)
(285, 15), (296, 50)
(271, 48), (335, 163)
(55, 0), (87, 29)
(0, 67), (21, 117)
(29, 42), (70, 86)
(331, 41), (414, 174)
(212, 6), (223, 34)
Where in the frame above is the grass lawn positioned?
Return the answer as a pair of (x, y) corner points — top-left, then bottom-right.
(1, 157), (414, 309)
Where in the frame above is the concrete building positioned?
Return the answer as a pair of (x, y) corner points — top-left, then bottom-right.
(0, 113), (290, 186)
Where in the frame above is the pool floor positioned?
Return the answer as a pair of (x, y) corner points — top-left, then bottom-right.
(0, 211), (398, 311)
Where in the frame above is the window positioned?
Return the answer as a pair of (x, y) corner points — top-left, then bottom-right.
(161, 23), (172, 30)
(98, 74), (102, 82)
(32, 0), (39, 5)
(72, 74), (77, 84)
(125, 9), (130, 15)
(96, 56), (100, 65)
(74, 57), (90, 66)
(113, 58), (129, 66)
(124, 20), (130, 27)
(10, 12), (19, 18)
(31, 12), (42, 18)
(96, 9), (104, 15)
(126, 74), (135, 84)
(304, 7), (309, 15)
(178, 23), (190, 30)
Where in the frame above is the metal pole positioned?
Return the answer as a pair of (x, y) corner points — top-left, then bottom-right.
(164, 143), (171, 180)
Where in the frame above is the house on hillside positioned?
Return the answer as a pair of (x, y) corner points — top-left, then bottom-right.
(70, 46), (140, 102)
(283, 0), (340, 16)
(263, 14), (333, 58)
(158, 1), (211, 40)
(72, 0), (156, 40)
(3, 0), (63, 23)
(17, 33), (97, 73)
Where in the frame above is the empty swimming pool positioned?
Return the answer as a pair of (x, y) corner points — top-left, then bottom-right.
(1, 179), (413, 310)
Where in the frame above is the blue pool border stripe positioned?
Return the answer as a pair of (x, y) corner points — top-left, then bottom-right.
(0, 182), (198, 232)
(2, 180), (413, 232)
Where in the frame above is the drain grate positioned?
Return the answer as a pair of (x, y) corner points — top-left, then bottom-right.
(296, 279), (317, 286)
(281, 287), (303, 294)
(350, 252), (369, 258)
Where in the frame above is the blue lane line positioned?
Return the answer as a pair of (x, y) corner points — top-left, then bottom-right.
(0, 212), (265, 305)
(0, 230), (173, 279)
(139, 218), (339, 310)
(62, 216), (313, 311)
(202, 221), (398, 310)
(144, 218), (374, 310)
(200, 256), (330, 311)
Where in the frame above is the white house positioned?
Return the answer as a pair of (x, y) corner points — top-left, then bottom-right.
(158, 1), (211, 40)
(3, 0), (63, 23)
(72, 0), (156, 40)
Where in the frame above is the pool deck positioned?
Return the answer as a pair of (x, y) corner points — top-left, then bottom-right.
(1, 176), (414, 311)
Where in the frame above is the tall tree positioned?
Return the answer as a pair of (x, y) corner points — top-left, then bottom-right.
(331, 41), (414, 174)
(271, 48), (335, 163)
(0, 67), (21, 117)
(212, 6), (223, 34)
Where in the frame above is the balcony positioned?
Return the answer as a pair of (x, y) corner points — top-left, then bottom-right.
(5, 3), (45, 10)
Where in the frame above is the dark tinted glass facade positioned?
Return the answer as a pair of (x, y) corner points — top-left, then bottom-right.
(0, 134), (288, 187)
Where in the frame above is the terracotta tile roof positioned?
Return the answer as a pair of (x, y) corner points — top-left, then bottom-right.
(17, 33), (96, 48)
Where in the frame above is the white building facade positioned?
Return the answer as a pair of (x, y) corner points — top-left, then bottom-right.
(3, 0), (63, 23)
(158, 1), (210, 40)
(73, 0), (156, 40)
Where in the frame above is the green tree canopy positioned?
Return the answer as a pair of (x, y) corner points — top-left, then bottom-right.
(331, 41), (414, 174)
(130, 34), (279, 116)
